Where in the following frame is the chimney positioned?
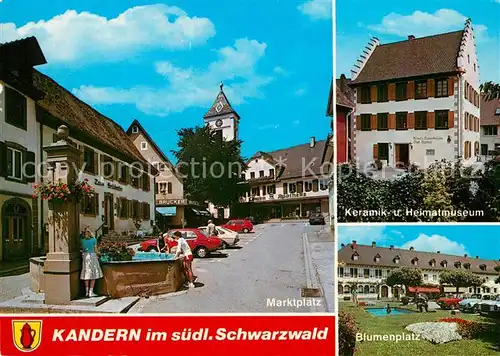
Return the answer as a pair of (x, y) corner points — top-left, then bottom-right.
(464, 254), (468, 258)
(372, 241), (376, 247)
(476, 256), (479, 259)
(340, 74), (346, 93)
(390, 245), (394, 250)
(352, 240), (357, 249)
(409, 247), (414, 251)
(341, 243), (345, 248)
(437, 251), (440, 254)
(408, 35), (415, 40)
(310, 136), (316, 148)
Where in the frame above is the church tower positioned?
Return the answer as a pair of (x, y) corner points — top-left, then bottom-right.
(203, 82), (240, 141)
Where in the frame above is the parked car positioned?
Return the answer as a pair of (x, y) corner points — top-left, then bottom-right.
(478, 295), (500, 317)
(437, 296), (463, 310)
(245, 216), (263, 225)
(198, 226), (239, 249)
(138, 228), (223, 258)
(459, 294), (493, 313)
(222, 219), (253, 233)
(309, 213), (325, 225)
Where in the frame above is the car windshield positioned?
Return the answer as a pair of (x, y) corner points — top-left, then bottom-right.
(197, 229), (207, 236)
(483, 295), (492, 300)
(470, 294), (482, 299)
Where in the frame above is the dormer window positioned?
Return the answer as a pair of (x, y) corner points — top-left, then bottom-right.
(352, 252), (359, 261)
(374, 254), (381, 263)
(393, 256), (400, 264)
(411, 257), (418, 266)
(479, 264), (487, 271)
(132, 126), (139, 133)
(454, 261), (461, 268)
(441, 260), (448, 268)
(429, 259), (436, 267)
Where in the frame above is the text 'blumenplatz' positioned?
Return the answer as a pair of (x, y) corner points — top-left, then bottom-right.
(52, 327), (329, 342)
(343, 208), (485, 218)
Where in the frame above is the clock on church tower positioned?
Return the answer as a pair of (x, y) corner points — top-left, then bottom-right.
(203, 82), (241, 142)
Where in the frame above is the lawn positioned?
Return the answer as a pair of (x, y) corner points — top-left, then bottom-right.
(340, 301), (500, 356)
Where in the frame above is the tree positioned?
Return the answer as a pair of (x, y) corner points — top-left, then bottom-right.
(480, 81), (500, 101)
(421, 161), (455, 222)
(173, 125), (248, 207)
(386, 267), (423, 294)
(439, 270), (483, 295)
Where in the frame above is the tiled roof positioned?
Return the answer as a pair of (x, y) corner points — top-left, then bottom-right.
(33, 70), (149, 165)
(126, 119), (181, 180)
(351, 31), (463, 85)
(263, 139), (328, 180)
(480, 96), (500, 126)
(338, 243), (500, 275)
(336, 76), (354, 108)
(203, 84), (239, 119)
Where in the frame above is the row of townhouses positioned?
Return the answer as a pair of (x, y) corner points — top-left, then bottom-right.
(0, 37), (157, 262)
(338, 241), (500, 299)
(336, 19), (500, 167)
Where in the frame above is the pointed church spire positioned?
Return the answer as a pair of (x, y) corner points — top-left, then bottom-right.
(203, 82), (239, 119)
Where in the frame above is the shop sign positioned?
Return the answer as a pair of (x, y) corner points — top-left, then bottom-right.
(277, 193), (307, 199)
(412, 136), (444, 145)
(107, 182), (123, 191)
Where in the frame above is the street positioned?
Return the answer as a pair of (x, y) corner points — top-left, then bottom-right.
(131, 222), (334, 313)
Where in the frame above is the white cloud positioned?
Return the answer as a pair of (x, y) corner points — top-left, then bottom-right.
(368, 9), (488, 41)
(0, 5), (215, 63)
(257, 124), (280, 130)
(295, 88), (307, 96)
(400, 234), (468, 256)
(273, 66), (289, 76)
(298, 0), (332, 20)
(73, 38), (272, 116)
(338, 226), (387, 246)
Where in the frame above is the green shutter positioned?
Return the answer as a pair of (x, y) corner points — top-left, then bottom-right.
(26, 151), (36, 183)
(0, 142), (7, 177)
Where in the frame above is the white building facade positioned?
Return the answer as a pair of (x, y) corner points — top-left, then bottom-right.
(338, 242), (500, 300)
(350, 20), (481, 169)
(0, 37), (156, 262)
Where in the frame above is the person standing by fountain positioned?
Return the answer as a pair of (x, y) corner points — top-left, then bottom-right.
(80, 226), (103, 297)
(172, 231), (195, 289)
(207, 220), (217, 236)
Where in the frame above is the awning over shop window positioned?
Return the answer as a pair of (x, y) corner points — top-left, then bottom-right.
(190, 208), (211, 216)
(156, 207), (176, 216)
(408, 287), (440, 293)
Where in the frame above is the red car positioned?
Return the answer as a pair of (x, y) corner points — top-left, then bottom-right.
(222, 219), (253, 233)
(138, 228), (223, 258)
(437, 296), (463, 310)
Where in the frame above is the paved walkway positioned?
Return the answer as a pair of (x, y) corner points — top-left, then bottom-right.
(307, 227), (334, 312)
(0, 273), (29, 303)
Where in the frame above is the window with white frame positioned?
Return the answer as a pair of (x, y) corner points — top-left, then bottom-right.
(7, 147), (23, 180)
(319, 179), (328, 190)
(159, 182), (167, 193)
(304, 181), (313, 192)
(132, 126), (139, 133)
(141, 142), (148, 150)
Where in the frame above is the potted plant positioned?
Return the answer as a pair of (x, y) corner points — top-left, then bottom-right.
(99, 241), (135, 262)
(33, 178), (95, 208)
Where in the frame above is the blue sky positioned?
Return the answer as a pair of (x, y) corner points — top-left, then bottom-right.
(338, 225), (500, 261)
(336, 0), (500, 83)
(0, 0), (332, 161)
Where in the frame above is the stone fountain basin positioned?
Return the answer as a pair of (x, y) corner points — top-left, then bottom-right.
(96, 256), (186, 298)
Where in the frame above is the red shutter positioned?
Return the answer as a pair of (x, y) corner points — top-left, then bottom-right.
(373, 144), (378, 160)
(427, 112), (435, 129)
(356, 88), (362, 103)
(388, 83), (396, 101)
(388, 114), (396, 130)
(370, 86), (377, 102)
(427, 79), (435, 97)
(408, 81), (415, 99)
(408, 113), (415, 129)
(448, 111), (455, 129)
(370, 115), (377, 130)
(448, 77), (455, 96)
(356, 115), (361, 130)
